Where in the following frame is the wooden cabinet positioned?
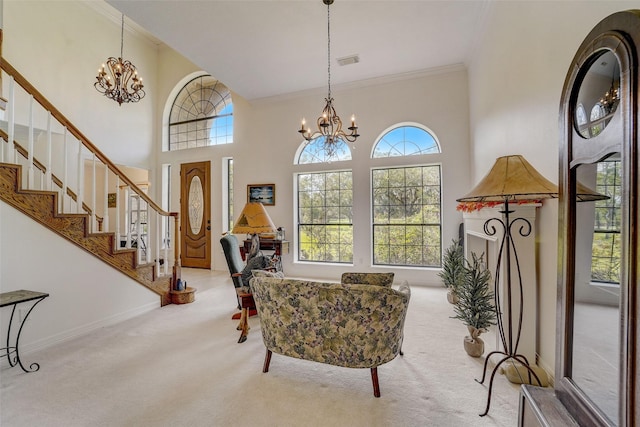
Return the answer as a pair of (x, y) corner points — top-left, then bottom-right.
(520, 10), (639, 427)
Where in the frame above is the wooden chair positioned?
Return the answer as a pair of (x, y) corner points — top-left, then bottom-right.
(219, 234), (268, 343)
(220, 234), (247, 310)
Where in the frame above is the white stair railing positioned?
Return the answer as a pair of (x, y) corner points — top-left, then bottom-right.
(1, 58), (180, 279)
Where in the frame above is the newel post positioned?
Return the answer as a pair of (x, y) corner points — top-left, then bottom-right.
(172, 212), (181, 286)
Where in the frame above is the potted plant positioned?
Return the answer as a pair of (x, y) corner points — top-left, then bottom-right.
(452, 252), (496, 357)
(438, 239), (465, 304)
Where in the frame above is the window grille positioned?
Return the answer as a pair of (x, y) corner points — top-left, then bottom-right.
(168, 75), (233, 151)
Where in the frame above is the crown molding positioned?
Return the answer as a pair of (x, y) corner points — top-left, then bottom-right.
(81, 1), (163, 47)
(250, 63), (467, 106)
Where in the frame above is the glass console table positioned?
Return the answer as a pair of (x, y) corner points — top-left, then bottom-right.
(1, 290), (49, 372)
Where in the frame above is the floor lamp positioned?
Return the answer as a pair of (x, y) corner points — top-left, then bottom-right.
(457, 155), (557, 416)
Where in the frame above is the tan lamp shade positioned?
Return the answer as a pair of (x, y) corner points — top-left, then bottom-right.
(457, 155), (558, 202)
(231, 202), (277, 235)
(576, 182), (610, 202)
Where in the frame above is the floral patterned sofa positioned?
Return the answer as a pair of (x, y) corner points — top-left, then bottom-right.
(249, 275), (411, 397)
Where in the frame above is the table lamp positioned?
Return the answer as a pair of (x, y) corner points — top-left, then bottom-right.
(231, 202), (277, 259)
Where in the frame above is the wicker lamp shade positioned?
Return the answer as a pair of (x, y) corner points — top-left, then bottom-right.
(231, 202), (277, 235)
(576, 182), (610, 202)
(457, 155), (558, 202)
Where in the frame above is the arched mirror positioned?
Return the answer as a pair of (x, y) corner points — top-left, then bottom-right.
(570, 50), (622, 425)
(574, 51), (620, 139)
(555, 10), (639, 427)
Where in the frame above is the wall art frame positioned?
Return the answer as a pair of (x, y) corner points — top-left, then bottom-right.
(247, 183), (275, 205)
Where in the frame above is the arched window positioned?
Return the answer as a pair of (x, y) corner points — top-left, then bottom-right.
(372, 124), (440, 158)
(371, 124), (442, 267)
(168, 75), (233, 151)
(296, 136), (352, 164)
(590, 103), (606, 137)
(576, 103), (588, 134)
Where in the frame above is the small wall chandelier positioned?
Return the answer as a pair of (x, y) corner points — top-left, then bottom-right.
(95, 14), (145, 106)
(600, 60), (620, 115)
(298, 0), (359, 156)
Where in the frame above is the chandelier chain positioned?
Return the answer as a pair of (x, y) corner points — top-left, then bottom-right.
(120, 14), (124, 59)
(327, 2), (331, 100)
(297, 0), (359, 154)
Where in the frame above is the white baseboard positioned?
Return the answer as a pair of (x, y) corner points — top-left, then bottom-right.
(535, 354), (555, 387)
(0, 301), (159, 368)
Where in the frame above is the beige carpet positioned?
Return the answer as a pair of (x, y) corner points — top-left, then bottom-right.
(1, 268), (521, 426)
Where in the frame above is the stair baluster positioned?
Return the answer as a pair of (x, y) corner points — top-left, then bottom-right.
(1, 57), (181, 305)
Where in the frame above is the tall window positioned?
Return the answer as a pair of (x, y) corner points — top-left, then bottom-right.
(297, 171), (353, 263)
(591, 160), (621, 283)
(161, 164), (171, 249)
(168, 75), (233, 151)
(372, 165), (441, 267)
(371, 124), (442, 267)
(225, 158), (234, 232)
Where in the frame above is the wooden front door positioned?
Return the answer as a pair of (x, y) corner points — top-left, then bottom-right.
(180, 161), (211, 268)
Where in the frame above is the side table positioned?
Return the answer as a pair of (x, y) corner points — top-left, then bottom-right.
(241, 239), (289, 272)
(1, 289), (49, 373)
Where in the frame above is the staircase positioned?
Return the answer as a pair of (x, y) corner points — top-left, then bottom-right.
(1, 162), (172, 304)
(1, 56), (179, 306)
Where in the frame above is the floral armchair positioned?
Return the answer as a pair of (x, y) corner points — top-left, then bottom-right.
(249, 276), (410, 397)
(340, 272), (394, 287)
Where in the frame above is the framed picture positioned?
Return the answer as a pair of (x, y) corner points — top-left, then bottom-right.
(107, 193), (117, 208)
(247, 183), (275, 206)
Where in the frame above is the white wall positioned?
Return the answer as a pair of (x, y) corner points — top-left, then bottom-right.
(466, 0), (637, 375)
(0, 202), (159, 357)
(6, 1), (470, 289)
(3, 0), (157, 169)
(157, 66), (471, 286)
(242, 67), (470, 285)
(1, 0), (164, 353)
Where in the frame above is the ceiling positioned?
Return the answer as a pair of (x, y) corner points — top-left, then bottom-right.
(105, 0), (492, 101)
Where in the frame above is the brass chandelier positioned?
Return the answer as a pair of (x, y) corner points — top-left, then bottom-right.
(298, 0), (359, 157)
(95, 14), (145, 106)
(600, 60), (620, 115)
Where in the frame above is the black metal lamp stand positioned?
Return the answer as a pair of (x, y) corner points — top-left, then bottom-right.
(456, 155), (604, 416)
(475, 198), (542, 416)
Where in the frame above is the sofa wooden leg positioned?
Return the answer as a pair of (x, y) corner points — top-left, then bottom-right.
(371, 367), (380, 397)
(263, 349), (272, 373)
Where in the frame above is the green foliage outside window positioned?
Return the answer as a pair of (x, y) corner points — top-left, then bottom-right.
(297, 171), (353, 263)
(372, 165), (442, 267)
(591, 160), (621, 283)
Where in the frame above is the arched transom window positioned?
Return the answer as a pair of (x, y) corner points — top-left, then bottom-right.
(372, 124), (440, 158)
(296, 136), (352, 164)
(168, 75), (233, 151)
